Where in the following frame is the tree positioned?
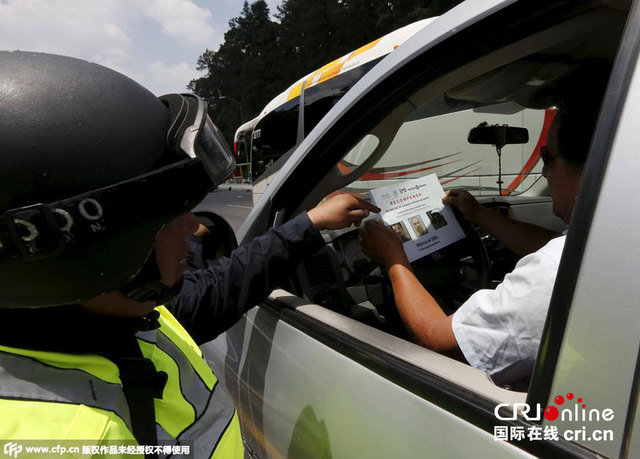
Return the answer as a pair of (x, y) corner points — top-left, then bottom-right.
(189, 0), (464, 144)
(189, 1), (280, 144)
(276, 0), (352, 81)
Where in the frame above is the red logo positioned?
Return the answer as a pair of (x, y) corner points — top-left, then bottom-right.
(544, 393), (586, 421)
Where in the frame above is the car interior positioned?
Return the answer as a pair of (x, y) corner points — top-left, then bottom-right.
(265, 0), (628, 391)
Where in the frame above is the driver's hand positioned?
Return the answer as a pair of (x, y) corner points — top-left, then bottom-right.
(442, 189), (485, 224)
(308, 193), (380, 230)
(359, 220), (409, 268)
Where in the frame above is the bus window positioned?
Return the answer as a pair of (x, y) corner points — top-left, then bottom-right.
(252, 98), (299, 181)
(303, 59), (382, 136)
(243, 17), (438, 185)
(234, 131), (248, 163)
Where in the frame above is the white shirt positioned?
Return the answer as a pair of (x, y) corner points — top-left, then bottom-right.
(452, 236), (566, 386)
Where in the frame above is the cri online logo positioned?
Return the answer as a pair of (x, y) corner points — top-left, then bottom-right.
(495, 393), (615, 422)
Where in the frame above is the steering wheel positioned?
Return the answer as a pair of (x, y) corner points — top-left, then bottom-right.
(353, 209), (490, 335)
(311, 209), (490, 338)
(407, 208), (490, 315)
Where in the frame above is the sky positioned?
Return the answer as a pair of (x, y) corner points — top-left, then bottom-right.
(0, 0), (282, 96)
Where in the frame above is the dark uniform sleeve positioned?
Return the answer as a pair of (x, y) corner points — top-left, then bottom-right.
(168, 212), (325, 344)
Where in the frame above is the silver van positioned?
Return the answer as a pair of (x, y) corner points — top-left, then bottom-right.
(203, 0), (640, 456)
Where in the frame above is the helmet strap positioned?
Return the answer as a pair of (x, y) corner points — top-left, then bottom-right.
(121, 251), (183, 306)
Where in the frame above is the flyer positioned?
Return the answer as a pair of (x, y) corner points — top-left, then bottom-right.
(368, 174), (465, 262)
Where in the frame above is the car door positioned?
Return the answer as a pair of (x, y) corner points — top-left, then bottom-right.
(527, 2), (640, 455)
(201, 0), (637, 457)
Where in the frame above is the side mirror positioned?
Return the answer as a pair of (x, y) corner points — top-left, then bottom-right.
(189, 211), (239, 268)
(468, 123), (529, 149)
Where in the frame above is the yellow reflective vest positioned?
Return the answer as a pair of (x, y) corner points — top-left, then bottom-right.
(0, 306), (243, 458)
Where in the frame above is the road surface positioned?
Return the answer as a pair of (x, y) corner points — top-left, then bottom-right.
(194, 186), (253, 233)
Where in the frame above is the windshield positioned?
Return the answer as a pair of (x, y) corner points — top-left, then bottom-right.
(339, 96), (549, 198)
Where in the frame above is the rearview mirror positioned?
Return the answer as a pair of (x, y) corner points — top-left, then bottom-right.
(467, 122), (529, 196)
(468, 123), (529, 148)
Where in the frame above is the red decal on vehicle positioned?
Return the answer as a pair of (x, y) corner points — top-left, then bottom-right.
(503, 108), (557, 195)
(359, 161), (456, 180)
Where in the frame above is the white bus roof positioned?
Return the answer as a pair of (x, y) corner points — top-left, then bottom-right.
(235, 17), (437, 139)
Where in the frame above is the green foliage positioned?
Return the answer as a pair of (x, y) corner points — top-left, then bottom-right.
(188, 1), (280, 145)
(188, 0), (463, 144)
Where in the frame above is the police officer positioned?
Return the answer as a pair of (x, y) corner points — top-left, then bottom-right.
(0, 51), (378, 457)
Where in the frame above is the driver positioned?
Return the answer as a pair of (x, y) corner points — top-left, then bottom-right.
(0, 52), (378, 456)
(359, 89), (604, 387)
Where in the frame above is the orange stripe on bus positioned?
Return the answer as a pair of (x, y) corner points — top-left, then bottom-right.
(287, 56), (344, 101)
(349, 38), (382, 60)
(287, 37), (384, 100)
(503, 108), (557, 195)
(358, 161), (456, 180)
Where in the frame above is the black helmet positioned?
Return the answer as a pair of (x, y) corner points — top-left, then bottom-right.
(0, 51), (235, 308)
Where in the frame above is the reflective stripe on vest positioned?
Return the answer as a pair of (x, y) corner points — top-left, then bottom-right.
(0, 306), (243, 458)
(0, 398), (136, 442)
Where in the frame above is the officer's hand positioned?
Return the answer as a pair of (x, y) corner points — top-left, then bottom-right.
(308, 194), (380, 230)
(442, 189), (485, 224)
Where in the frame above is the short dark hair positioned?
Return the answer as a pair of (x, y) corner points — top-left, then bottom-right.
(554, 61), (611, 165)
(554, 106), (599, 165)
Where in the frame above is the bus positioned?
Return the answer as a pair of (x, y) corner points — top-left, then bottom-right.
(233, 18), (437, 199)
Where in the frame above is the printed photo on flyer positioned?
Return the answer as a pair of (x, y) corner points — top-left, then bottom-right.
(368, 174), (465, 262)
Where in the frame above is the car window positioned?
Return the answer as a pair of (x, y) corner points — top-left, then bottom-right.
(338, 134), (380, 172)
(337, 97), (549, 198)
(289, 1), (625, 383)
